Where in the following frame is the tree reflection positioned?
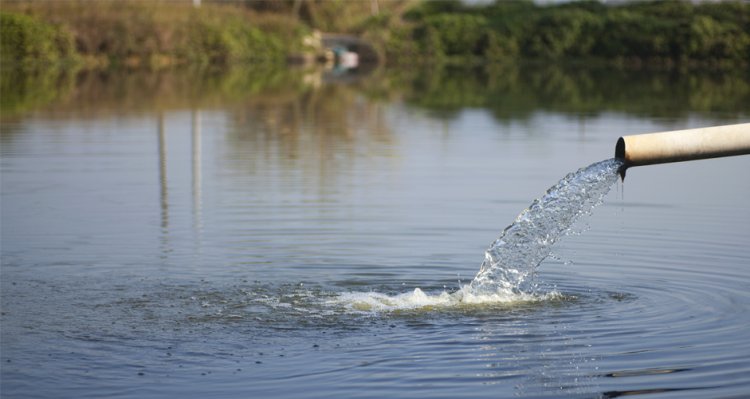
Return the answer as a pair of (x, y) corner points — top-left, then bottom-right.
(395, 63), (750, 122)
(2, 63), (747, 123)
(223, 79), (395, 203)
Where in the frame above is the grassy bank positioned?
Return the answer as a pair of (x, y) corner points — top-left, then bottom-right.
(1, 1), (306, 69)
(0, 11), (78, 68)
(1, 0), (749, 69)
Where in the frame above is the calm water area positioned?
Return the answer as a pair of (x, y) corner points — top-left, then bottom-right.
(1, 64), (749, 398)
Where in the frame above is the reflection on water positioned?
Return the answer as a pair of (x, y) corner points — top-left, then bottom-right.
(0, 66), (77, 117)
(192, 110), (202, 240)
(400, 64), (750, 121)
(157, 112), (168, 233)
(2, 63), (749, 122)
(224, 83), (395, 204)
(156, 109), (205, 257)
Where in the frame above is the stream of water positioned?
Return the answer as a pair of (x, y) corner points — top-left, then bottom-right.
(471, 158), (623, 295)
(330, 158), (623, 312)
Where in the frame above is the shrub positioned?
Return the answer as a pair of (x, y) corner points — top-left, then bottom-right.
(479, 31), (519, 62)
(423, 13), (488, 57)
(689, 15), (750, 61)
(180, 12), (286, 65)
(396, 0), (749, 65)
(2, 3), (300, 68)
(594, 10), (676, 60)
(0, 12), (77, 67)
(523, 9), (602, 58)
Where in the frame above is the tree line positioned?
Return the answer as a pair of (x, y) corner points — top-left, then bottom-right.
(386, 0), (749, 66)
(1, 1), (748, 69)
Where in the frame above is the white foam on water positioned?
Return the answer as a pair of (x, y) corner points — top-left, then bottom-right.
(330, 286), (563, 313)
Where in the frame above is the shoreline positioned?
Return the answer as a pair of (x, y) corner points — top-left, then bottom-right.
(2, 1), (748, 72)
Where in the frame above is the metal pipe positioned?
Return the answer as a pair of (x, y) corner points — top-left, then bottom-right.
(615, 123), (750, 178)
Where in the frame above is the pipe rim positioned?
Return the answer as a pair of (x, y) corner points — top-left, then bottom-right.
(615, 137), (626, 160)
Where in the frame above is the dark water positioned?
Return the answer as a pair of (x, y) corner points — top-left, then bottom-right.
(1, 65), (749, 398)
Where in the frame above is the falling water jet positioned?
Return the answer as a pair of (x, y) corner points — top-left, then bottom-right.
(333, 158), (624, 312)
(468, 158), (623, 296)
(471, 123), (749, 296)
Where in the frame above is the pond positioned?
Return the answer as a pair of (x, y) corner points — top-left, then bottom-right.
(1, 64), (749, 398)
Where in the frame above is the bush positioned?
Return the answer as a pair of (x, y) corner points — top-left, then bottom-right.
(2, 3), (301, 68)
(383, 25), (421, 61)
(0, 12), (77, 67)
(392, 0), (750, 66)
(689, 15), (750, 61)
(422, 14), (488, 57)
(479, 31), (519, 62)
(180, 12), (285, 65)
(403, 0), (465, 21)
(523, 9), (602, 58)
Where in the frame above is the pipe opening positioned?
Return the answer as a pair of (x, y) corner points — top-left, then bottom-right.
(615, 137), (625, 159)
(615, 136), (628, 180)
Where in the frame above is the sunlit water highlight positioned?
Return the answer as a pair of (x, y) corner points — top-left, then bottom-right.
(331, 158), (623, 312)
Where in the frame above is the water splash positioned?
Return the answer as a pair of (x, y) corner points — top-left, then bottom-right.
(469, 158), (623, 295)
(331, 286), (563, 313)
(329, 158), (622, 313)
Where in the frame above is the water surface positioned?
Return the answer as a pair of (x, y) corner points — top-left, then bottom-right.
(2, 65), (749, 398)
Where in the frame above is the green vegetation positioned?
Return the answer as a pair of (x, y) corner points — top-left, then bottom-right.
(394, 63), (750, 121)
(390, 0), (750, 66)
(2, 62), (747, 122)
(2, 0), (748, 69)
(0, 64), (76, 116)
(0, 65), (311, 118)
(2, 1), (749, 119)
(1, 2), (306, 69)
(0, 12), (78, 67)
(2, 0), (749, 118)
